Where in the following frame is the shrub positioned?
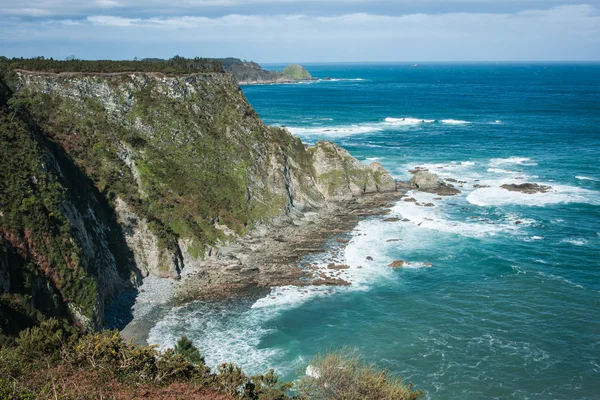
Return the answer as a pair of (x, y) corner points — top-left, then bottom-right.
(217, 362), (249, 397)
(296, 348), (424, 400)
(15, 318), (66, 363)
(248, 369), (293, 400)
(174, 335), (205, 365)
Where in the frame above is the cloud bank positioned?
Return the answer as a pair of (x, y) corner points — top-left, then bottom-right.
(1, 2), (598, 61)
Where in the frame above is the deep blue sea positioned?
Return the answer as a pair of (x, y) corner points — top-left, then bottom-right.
(149, 64), (600, 399)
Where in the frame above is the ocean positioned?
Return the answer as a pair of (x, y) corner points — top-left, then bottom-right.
(148, 63), (600, 399)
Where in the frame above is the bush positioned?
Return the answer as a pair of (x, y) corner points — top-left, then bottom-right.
(296, 348), (424, 400)
(16, 318), (66, 363)
(174, 335), (205, 365)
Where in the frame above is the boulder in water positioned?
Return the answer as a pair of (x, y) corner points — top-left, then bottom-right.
(411, 171), (461, 196)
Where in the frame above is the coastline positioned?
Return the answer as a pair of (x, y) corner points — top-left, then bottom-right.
(120, 190), (405, 345)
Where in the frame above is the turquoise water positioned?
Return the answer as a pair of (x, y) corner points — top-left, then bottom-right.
(149, 64), (600, 399)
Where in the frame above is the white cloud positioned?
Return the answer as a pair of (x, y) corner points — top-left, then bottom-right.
(2, 8), (53, 17)
(87, 15), (140, 26)
(1, 4), (599, 61)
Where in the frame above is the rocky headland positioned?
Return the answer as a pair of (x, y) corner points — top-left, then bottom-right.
(219, 58), (314, 85)
(0, 58), (395, 337)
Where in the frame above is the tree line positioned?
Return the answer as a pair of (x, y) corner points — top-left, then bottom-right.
(0, 55), (224, 74)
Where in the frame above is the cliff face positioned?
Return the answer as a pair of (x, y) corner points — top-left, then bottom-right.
(0, 80), (136, 333)
(0, 69), (395, 333)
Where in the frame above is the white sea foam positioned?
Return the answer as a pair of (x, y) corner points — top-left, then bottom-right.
(384, 117), (435, 125)
(487, 168), (515, 174)
(489, 157), (538, 167)
(148, 301), (292, 376)
(440, 119), (470, 125)
(461, 161), (476, 166)
(560, 238), (588, 246)
(366, 157), (385, 161)
(324, 78), (365, 82)
(286, 124), (383, 137)
(466, 184), (600, 207)
(286, 116), (470, 138)
(392, 191), (519, 238)
(576, 176), (599, 181)
(523, 236), (544, 242)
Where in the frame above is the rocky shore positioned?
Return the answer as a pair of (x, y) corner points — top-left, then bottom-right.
(120, 190), (404, 345)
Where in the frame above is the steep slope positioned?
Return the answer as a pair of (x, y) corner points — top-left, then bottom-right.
(0, 80), (137, 333)
(0, 64), (396, 332)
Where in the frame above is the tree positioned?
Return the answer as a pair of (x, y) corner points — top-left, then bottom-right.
(174, 336), (204, 365)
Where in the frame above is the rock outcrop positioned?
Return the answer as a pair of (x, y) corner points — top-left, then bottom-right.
(410, 171), (460, 196)
(310, 141), (396, 201)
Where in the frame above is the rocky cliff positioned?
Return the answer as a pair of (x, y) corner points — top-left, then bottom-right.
(0, 64), (395, 334)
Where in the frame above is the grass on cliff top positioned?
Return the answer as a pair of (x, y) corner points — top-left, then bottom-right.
(0, 55), (224, 75)
(0, 319), (424, 400)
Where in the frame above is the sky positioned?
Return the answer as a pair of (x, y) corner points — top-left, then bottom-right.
(1, 0), (599, 62)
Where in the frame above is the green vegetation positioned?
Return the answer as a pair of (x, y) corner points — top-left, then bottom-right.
(1, 62), (298, 276)
(0, 319), (291, 399)
(282, 64), (312, 80)
(0, 55), (223, 75)
(175, 335), (205, 365)
(297, 349), (424, 400)
(0, 95), (98, 332)
(0, 321), (422, 399)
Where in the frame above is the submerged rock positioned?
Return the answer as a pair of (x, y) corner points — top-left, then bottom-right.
(500, 183), (552, 194)
(388, 260), (405, 268)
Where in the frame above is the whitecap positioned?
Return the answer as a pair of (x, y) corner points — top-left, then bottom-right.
(324, 78), (365, 82)
(560, 238), (588, 246)
(523, 236), (544, 242)
(384, 117), (435, 125)
(487, 168), (515, 174)
(466, 184), (600, 207)
(440, 119), (470, 125)
(576, 176), (599, 181)
(489, 157), (538, 167)
(286, 124), (383, 137)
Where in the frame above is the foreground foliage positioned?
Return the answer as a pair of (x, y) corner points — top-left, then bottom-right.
(0, 320), (423, 399)
(297, 349), (425, 400)
(0, 319), (291, 399)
